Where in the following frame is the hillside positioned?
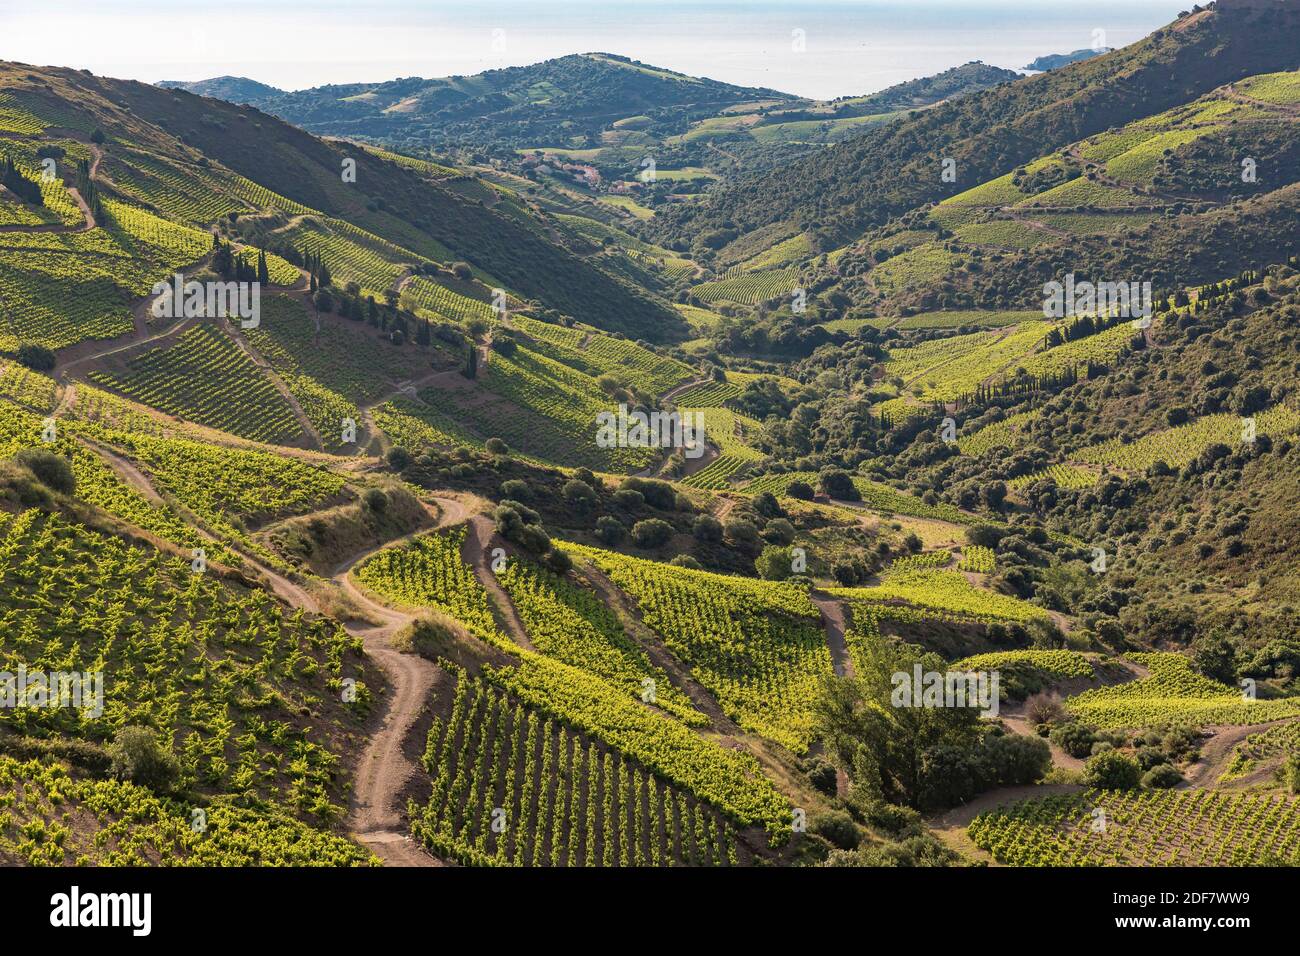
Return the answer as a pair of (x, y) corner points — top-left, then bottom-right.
(654, 1), (1300, 249)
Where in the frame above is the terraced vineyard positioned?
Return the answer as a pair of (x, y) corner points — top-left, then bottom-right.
(679, 407), (765, 489)
(830, 567), (1046, 625)
(401, 275), (495, 324)
(0, 509), (371, 824)
(499, 557), (704, 724)
(691, 266), (799, 306)
(410, 673), (737, 866)
(1066, 653), (1300, 729)
(1219, 720), (1300, 782)
(1075, 403), (1300, 472)
(952, 650), (1094, 680)
(0, 757), (375, 866)
(353, 526), (512, 649)
(90, 324), (305, 445)
(569, 544), (831, 753)
(969, 790), (1300, 866)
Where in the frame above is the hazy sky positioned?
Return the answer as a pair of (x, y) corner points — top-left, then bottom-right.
(0, 0), (1188, 99)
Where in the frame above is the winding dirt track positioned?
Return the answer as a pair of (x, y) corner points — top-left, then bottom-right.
(335, 495), (469, 866)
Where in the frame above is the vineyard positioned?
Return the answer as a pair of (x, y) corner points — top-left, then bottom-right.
(89, 324), (305, 445)
(1066, 653), (1300, 729)
(1219, 720), (1300, 782)
(409, 672), (737, 866)
(1074, 403), (1300, 472)
(487, 655), (791, 839)
(401, 275), (495, 325)
(679, 407), (765, 490)
(568, 544), (831, 753)
(353, 526), (512, 649)
(969, 790), (1300, 866)
(498, 557), (704, 724)
(0, 510), (371, 823)
(0, 757), (375, 867)
(829, 566), (1047, 625)
(952, 650), (1094, 681)
(958, 545), (996, 573)
(511, 314), (694, 396)
(691, 266), (800, 306)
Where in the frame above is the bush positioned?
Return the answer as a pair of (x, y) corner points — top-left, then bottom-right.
(108, 726), (180, 793)
(613, 488), (645, 510)
(692, 514), (722, 543)
(363, 488), (388, 513)
(818, 467), (859, 500)
(805, 756), (838, 796)
(754, 545), (794, 581)
(484, 437), (509, 456)
(562, 478), (597, 510)
(1083, 750), (1141, 790)
(15, 449), (75, 494)
(630, 518), (673, 549)
(1024, 692), (1065, 725)
(723, 518), (759, 547)
(810, 809), (861, 851)
(619, 477), (676, 509)
(499, 479), (531, 500)
(15, 342), (55, 372)
(763, 517), (796, 545)
(787, 480), (815, 501)
(1049, 722), (1097, 759)
(594, 515), (625, 545)
(386, 446), (411, 470)
(544, 548), (572, 574)
(669, 554), (702, 570)
(1141, 764), (1183, 789)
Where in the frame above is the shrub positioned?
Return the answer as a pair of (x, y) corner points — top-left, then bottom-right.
(594, 515), (625, 545)
(818, 468), (859, 500)
(805, 757), (839, 797)
(363, 488), (388, 513)
(613, 488), (644, 510)
(669, 554), (702, 570)
(630, 518), (673, 549)
(107, 726), (180, 793)
(810, 809), (861, 851)
(386, 446), (411, 470)
(15, 342), (55, 372)
(1024, 692), (1065, 726)
(562, 479), (596, 510)
(500, 479), (531, 500)
(692, 514), (722, 543)
(484, 437), (509, 456)
(763, 518), (796, 546)
(544, 548), (572, 575)
(15, 449), (75, 495)
(787, 480), (815, 501)
(754, 545), (794, 581)
(1083, 750), (1141, 790)
(1141, 764), (1183, 789)
(1049, 722), (1096, 758)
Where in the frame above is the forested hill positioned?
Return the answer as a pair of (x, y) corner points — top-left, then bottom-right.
(158, 75), (285, 103)
(651, 1), (1300, 250)
(20, 64), (684, 340)
(205, 53), (793, 148)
